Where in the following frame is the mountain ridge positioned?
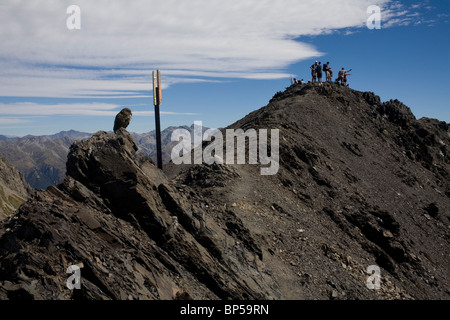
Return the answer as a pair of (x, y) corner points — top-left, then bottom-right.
(166, 82), (450, 299)
(0, 82), (448, 300)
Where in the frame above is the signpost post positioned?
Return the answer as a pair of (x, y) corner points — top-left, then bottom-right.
(153, 70), (163, 170)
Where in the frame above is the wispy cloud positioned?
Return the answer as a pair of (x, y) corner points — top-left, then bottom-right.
(0, 118), (31, 125)
(0, 0), (393, 99)
(381, 1), (441, 28)
(0, 102), (198, 117)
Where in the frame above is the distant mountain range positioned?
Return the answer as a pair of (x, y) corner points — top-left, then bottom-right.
(0, 126), (209, 189)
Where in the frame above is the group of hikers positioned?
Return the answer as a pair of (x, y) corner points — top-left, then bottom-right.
(293, 61), (352, 87)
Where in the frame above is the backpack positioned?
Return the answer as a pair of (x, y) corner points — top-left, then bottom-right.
(316, 64), (322, 73)
(323, 65), (328, 72)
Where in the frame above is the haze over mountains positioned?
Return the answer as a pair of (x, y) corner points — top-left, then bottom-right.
(0, 83), (448, 300)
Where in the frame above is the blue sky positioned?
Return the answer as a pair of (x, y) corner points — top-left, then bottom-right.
(0, 0), (449, 137)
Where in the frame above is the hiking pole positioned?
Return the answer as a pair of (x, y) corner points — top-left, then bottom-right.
(152, 70), (163, 170)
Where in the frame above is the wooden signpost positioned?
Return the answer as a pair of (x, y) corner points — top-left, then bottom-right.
(153, 70), (163, 170)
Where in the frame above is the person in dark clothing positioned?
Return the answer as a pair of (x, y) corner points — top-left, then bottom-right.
(323, 62), (332, 82)
(310, 61), (318, 83)
(316, 62), (323, 85)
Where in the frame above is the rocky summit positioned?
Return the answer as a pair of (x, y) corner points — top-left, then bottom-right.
(0, 83), (449, 300)
(0, 129), (277, 300)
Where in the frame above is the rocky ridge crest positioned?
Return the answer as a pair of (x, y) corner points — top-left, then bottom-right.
(0, 83), (449, 300)
(0, 129), (277, 300)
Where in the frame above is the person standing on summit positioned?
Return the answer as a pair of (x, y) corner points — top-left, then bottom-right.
(336, 68), (347, 85)
(324, 62), (332, 83)
(310, 61), (318, 83)
(337, 68), (351, 86)
(316, 62), (323, 85)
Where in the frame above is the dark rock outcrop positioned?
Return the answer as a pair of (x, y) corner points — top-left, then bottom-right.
(0, 83), (449, 300)
(168, 82), (450, 300)
(0, 129), (278, 300)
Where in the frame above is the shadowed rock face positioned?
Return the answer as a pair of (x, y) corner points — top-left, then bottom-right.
(168, 83), (450, 300)
(0, 129), (278, 300)
(0, 84), (449, 300)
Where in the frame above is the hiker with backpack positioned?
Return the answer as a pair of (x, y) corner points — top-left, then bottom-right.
(316, 62), (323, 85)
(328, 68), (333, 83)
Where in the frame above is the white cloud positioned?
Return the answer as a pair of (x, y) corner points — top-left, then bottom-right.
(0, 102), (197, 117)
(1, 0), (395, 99)
(0, 118), (31, 125)
(380, 1), (437, 28)
(0, 102), (120, 116)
